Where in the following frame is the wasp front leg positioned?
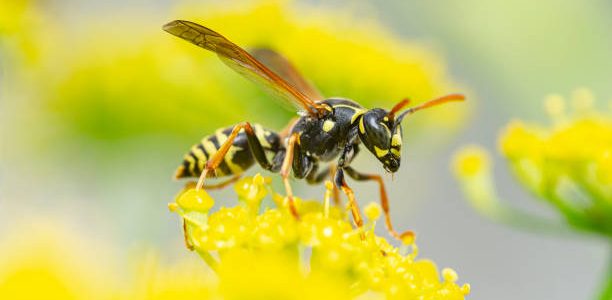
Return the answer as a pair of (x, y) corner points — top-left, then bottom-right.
(343, 166), (414, 242)
(334, 143), (366, 239)
(280, 133), (302, 219)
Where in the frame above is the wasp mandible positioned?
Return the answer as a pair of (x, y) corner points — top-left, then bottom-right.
(163, 20), (465, 241)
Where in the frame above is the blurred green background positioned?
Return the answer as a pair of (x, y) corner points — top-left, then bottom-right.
(1, 0), (611, 299)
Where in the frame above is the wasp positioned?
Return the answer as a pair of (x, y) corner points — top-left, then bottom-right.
(163, 20), (464, 240)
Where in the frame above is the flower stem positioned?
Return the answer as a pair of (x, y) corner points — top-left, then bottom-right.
(195, 248), (218, 273)
(597, 244), (612, 300)
(460, 174), (576, 236)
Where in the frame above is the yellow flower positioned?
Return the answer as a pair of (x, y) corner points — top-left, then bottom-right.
(0, 0), (47, 64)
(498, 121), (545, 160)
(0, 222), (220, 300)
(9, 0), (465, 147)
(452, 145), (491, 178)
(126, 254), (217, 300)
(364, 202), (382, 221)
(170, 174), (470, 299)
(0, 178), (470, 300)
(0, 223), (113, 300)
(454, 89), (612, 237)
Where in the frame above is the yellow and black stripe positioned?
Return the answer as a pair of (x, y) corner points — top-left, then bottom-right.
(175, 124), (280, 179)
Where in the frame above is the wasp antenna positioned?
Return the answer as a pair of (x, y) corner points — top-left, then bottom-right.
(387, 98), (411, 121)
(396, 93), (465, 123)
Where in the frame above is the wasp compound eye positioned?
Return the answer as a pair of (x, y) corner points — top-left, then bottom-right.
(359, 109), (392, 155)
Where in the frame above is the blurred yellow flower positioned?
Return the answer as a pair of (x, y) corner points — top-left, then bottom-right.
(0, 223), (113, 300)
(8, 0), (465, 147)
(452, 145), (490, 178)
(453, 89), (612, 237)
(0, 0), (45, 63)
(0, 222), (221, 300)
(170, 174), (470, 299)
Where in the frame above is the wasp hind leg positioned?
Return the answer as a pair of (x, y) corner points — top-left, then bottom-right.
(343, 166), (415, 242)
(183, 175), (242, 191)
(195, 122), (278, 190)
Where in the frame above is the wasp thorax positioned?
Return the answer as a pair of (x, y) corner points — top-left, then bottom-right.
(358, 109), (403, 172)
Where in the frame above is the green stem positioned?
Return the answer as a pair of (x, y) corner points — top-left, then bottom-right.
(195, 248), (219, 273)
(461, 174), (576, 237)
(597, 244), (612, 300)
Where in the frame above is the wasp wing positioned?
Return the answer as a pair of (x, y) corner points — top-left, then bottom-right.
(163, 20), (320, 116)
(250, 48), (324, 101)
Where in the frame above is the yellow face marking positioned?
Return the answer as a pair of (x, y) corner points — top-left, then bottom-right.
(383, 116), (389, 122)
(374, 146), (389, 158)
(391, 148), (401, 156)
(391, 134), (402, 147)
(359, 117), (366, 134)
(322, 120), (335, 132)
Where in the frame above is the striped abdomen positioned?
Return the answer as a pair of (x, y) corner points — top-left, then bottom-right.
(175, 124), (281, 179)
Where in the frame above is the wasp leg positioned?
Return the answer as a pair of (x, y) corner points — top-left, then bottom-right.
(343, 166), (415, 242)
(205, 175), (242, 190)
(334, 168), (365, 240)
(196, 122), (276, 190)
(292, 141), (315, 179)
(305, 164), (341, 206)
(280, 133), (301, 219)
(329, 165), (341, 206)
(305, 163), (341, 205)
(305, 162), (327, 184)
(182, 176), (243, 191)
(304, 164), (341, 203)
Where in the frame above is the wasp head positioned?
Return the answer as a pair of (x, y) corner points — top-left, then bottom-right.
(358, 108), (403, 173)
(358, 94), (465, 173)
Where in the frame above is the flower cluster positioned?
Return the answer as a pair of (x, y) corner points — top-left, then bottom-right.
(169, 174), (470, 299)
(453, 89), (611, 237)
